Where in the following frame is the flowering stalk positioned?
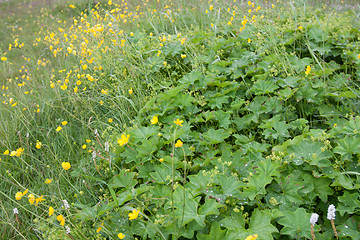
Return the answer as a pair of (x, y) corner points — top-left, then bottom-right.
(310, 213), (319, 240)
(327, 204), (338, 240)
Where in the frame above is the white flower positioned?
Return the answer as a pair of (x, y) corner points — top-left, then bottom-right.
(65, 226), (71, 234)
(62, 200), (70, 210)
(13, 208), (18, 214)
(104, 141), (109, 152)
(94, 129), (98, 136)
(92, 151), (96, 160)
(310, 213), (319, 225)
(327, 204), (336, 220)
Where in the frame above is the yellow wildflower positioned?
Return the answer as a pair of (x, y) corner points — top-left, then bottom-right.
(128, 209), (140, 220)
(56, 126), (62, 132)
(36, 141), (42, 149)
(82, 144), (87, 149)
(28, 194), (35, 204)
(118, 134), (130, 146)
(56, 215), (65, 226)
(305, 65), (311, 75)
(62, 162), (71, 170)
(245, 234), (259, 240)
(174, 119), (184, 126)
(1, 57), (7, 61)
(35, 195), (45, 206)
(108, 118), (113, 123)
(150, 116), (158, 124)
(118, 233), (125, 239)
(45, 179), (52, 184)
(49, 206), (54, 216)
(128, 87), (133, 94)
(61, 121), (68, 125)
(15, 192), (23, 200)
(4, 150), (9, 155)
(175, 140), (183, 148)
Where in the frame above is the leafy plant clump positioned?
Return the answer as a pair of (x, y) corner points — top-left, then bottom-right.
(74, 3), (360, 240)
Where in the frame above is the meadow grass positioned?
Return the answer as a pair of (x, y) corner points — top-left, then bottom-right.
(1, 0), (360, 239)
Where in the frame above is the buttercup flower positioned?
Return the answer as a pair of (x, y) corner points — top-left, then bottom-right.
(61, 121), (68, 125)
(174, 119), (184, 126)
(45, 179), (52, 184)
(118, 134), (130, 146)
(49, 206), (54, 216)
(15, 192), (23, 200)
(128, 209), (140, 220)
(128, 87), (133, 94)
(62, 162), (71, 170)
(36, 141), (42, 149)
(150, 116), (158, 124)
(56, 215), (65, 226)
(56, 126), (62, 132)
(245, 234), (258, 240)
(305, 65), (311, 75)
(28, 194), (35, 204)
(35, 195), (45, 206)
(175, 139), (183, 148)
(118, 233), (125, 239)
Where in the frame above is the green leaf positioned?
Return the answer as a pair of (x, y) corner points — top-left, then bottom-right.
(277, 208), (316, 239)
(337, 191), (360, 216)
(242, 160), (280, 200)
(250, 80), (279, 95)
(333, 136), (360, 161)
(214, 110), (232, 128)
(202, 128), (231, 145)
(302, 175), (334, 202)
(197, 222), (227, 240)
(337, 217), (360, 240)
(109, 169), (137, 189)
(223, 209), (278, 240)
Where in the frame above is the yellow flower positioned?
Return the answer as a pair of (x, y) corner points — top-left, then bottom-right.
(118, 134), (130, 146)
(62, 162), (71, 170)
(36, 141), (42, 149)
(82, 144), (87, 149)
(174, 119), (184, 126)
(62, 121), (68, 125)
(45, 179), (52, 184)
(56, 215), (65, 226)
(128, 87), (133, 94)
(128, 209), (140, 220)
(35, 195), (45, 206)
(49, 206), (54, 216)
(305, 65), (311, 75)
(1, 56), (7, 61)
(245, 234), (259, 240)
(56, 126), (62, 132)
(181, 54), (186, 59)
(159, 158), (164, 162)
(298, 26), (303, 30)
(15, 192), (23, 200)
(96, 226), (102, 233)
(82, 64), (88, 70)
(175, 140), (183, 148)
(4, 150), (9, 155)
(28, 194), (35, 205)
(150, 116), (158, 124)
(118, 233), (125, 239)
(209, 5), (213, 10)
(86, 139), (91, 143)
(358, 53), (360, 59)
(108, 118), (113, 123)
(108, 0), (112, 5)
